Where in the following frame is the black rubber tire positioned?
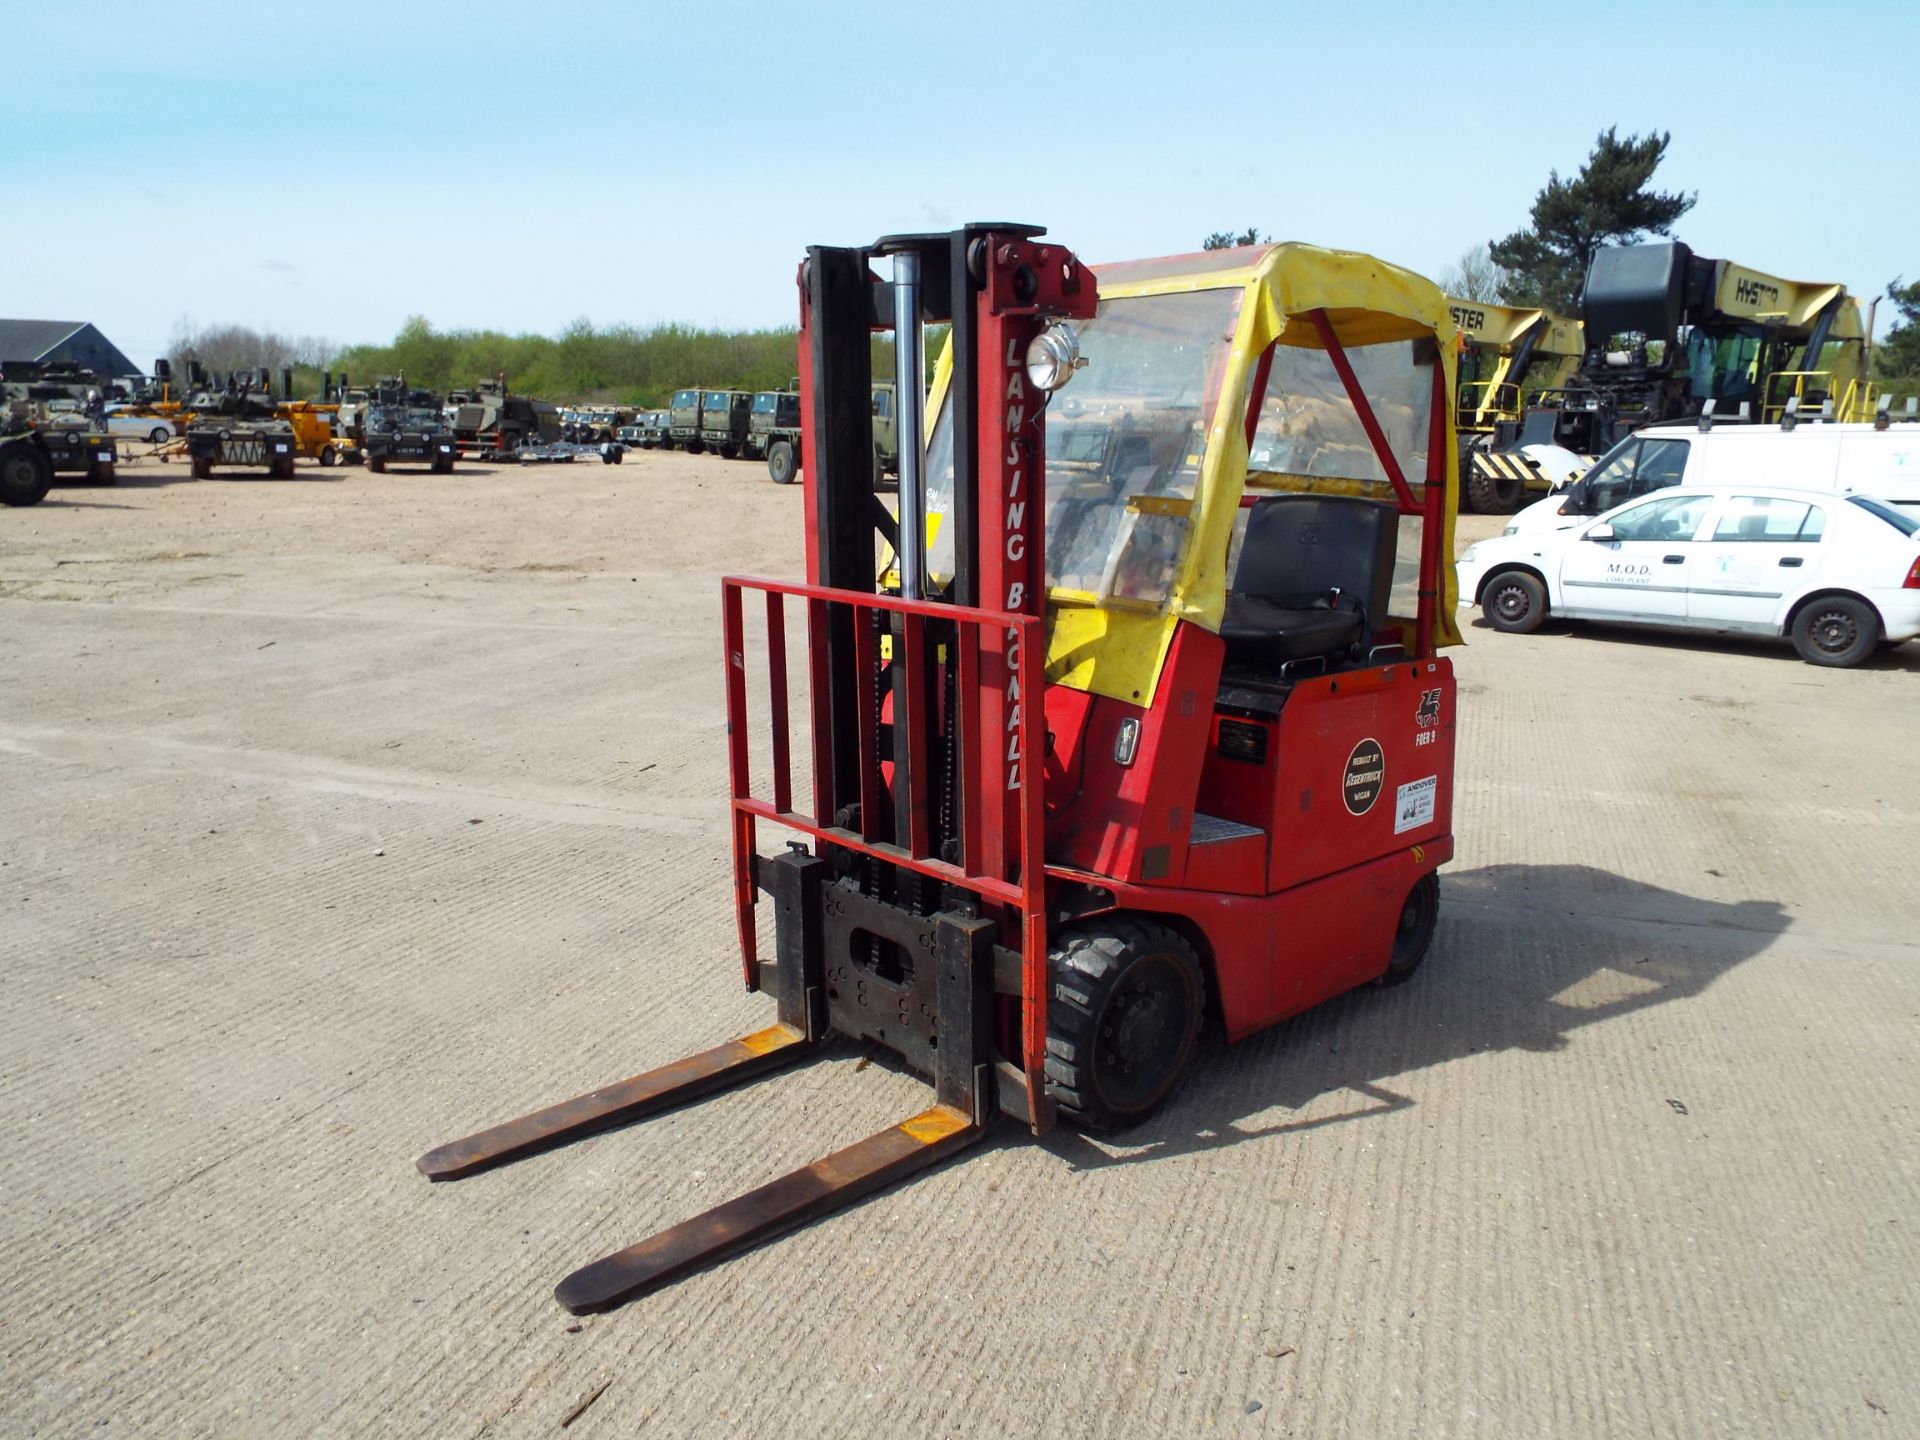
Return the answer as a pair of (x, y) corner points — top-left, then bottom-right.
(190, 455), (213, 480)
(687, 439), (705, 455)
(368, 454), (387, 475)
(1378, 872), (1440, 986)
(271, 457), (295, 479)
(319, 446), (337, 468)
(147, 426), (171, 446)
(1792, 595), (1879, 668)
(89, 462), (118, 486)
(0, 441), (54, 506)
(431, 457), (453, 475)
(1482, 569), (1548, 634)
(768, 439), (797, 485)
(1463, 462), (1524, 514)
(1045, 917), (1205, 1131)
(720, 443), (739, 460)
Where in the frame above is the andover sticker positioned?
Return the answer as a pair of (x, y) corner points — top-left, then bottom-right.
(1394, 775), (1437, 835)
(1342, 738), (1385, 816)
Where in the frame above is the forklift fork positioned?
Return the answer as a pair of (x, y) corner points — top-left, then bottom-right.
(416, 846), (1000, 1314)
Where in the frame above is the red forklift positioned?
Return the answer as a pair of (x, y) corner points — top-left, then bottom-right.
(420, 224), (1463, 1313)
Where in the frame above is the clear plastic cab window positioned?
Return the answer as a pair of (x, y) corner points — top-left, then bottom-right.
(921, 287), (1242, 608)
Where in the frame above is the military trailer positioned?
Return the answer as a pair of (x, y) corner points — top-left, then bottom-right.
(184, 370), (298, 479)
(757, 381), (900, 485)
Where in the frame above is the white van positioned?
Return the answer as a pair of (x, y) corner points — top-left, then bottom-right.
(1504, 420), (1920, 534)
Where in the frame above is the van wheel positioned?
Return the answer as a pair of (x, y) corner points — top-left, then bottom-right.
(1045, 918), (1205, 1131)
(1482, 570), (1547, 633)
(1792, 596), (1879, 667)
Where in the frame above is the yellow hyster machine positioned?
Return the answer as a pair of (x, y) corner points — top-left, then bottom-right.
(1446, 297), (1585, 512)
(1514, 243), (1869, 471)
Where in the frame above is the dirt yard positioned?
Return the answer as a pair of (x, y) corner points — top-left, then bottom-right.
(2, 450), (1915, 1437)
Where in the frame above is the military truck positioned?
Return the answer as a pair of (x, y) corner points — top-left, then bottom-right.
(757, 381), (899, 486)
(184, 372), (298, 478)
(445, 378), (561, 458)
(668, 388), (702, 449)
(746, 389), (800, 476)
(2, 364), (120, 484)
(697, 389), (752, 457)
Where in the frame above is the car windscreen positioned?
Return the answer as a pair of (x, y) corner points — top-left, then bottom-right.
(1847, 494), (1920, 536)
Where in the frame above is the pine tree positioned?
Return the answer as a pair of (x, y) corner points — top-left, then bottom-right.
(1490, 129), (1694, 311)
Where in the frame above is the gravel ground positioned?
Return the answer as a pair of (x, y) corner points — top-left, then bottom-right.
(2, 450), (1915, 1438)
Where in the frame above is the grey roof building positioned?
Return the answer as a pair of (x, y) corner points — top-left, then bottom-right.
(0, 319), (140, 379)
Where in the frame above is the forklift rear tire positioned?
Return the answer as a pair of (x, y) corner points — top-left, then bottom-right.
(1045, 917), (1205, 1131)
(1, 441), (54, 506)
(1378, 873), (1439, 987)
(1482, 570), (1547, 634)
(320, 446), (338, 467)
(768, 439), (797, 485)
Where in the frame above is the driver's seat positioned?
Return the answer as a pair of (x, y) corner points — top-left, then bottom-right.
(1220, 494), (1400, 666)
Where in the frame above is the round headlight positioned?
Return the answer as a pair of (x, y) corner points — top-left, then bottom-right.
(1025, 321), (1086, 393)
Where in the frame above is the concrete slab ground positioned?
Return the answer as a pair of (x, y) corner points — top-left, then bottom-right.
(2, 452), (1914, 1437)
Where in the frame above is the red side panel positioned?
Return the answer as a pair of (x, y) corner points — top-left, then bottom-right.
(1045, 622), (1222, 885)
(1262, 659), (1455, 892)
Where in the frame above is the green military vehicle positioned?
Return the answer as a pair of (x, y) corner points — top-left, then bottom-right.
(697, 389), (751, 458)
(445, 379), (561, 458)
(757, 382), (899, 486)
(668, 389), (702, 449)
(617, 410), (672, 449)
(364, 402), (457, 474)
(2, 364), (120, 485)
(184, 371), (296, 479)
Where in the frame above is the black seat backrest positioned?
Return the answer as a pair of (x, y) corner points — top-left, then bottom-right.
(1233, 494), (1399, 618)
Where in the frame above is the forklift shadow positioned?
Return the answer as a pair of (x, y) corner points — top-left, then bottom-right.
(1037, 863), (1788, 1171)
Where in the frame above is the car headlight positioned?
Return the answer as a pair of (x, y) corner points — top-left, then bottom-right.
(1025, 321), (1087, 393)
(1460, 543), (1480, 563)
(1502, 524), (1519, 536)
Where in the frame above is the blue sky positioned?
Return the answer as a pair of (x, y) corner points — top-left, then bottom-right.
(5, 0), (1914, 369)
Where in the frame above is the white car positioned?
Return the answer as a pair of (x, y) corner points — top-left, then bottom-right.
(1457, 485), (1920, 667)
(101, 407), (176, 446)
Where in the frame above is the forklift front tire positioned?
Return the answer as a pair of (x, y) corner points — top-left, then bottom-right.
(1482, 570), (1547, 634)
(1378, 873), (1439, 987)
(319, 446), (337, 467)
(1045, 917), (1205, 1131)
